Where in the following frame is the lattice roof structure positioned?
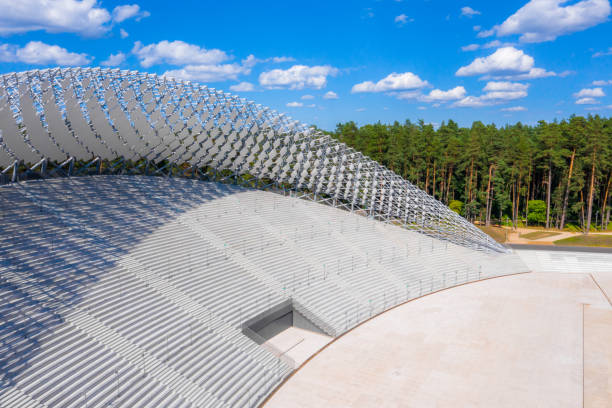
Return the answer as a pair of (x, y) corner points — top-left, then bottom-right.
(0, 67), (505, 252)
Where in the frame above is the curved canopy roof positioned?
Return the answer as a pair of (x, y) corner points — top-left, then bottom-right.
(0, 67), (505, 252)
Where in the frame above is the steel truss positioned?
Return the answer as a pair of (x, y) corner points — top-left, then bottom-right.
(0, 67), (506, 252)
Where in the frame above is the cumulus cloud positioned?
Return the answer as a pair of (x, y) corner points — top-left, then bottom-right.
(259, 65), (338, 90)
(120, 28), (129, 38)
(133, 40), (229, 68)
(300, 94), (314, 100)
(395, 14), (413, 25)
(456, 47), (533, 76)
(0, 41), (90, 65)
(323, 91), (339, 99)
(452, 81), (529, 107)
(576, 97), (599, 104)
(229, 82), (255, 92)
(419, 86), (467, 102)
(593, 47), (612, 57)
(101, 52), (126, 67)
(286, 101), (303, 107)
(592, 79), (612, 86)
(490, 0), (611, 43)
(461, 6), (481, 17)
(352, 72), (429, 93)
(461, 40), (515, 51)
(501, 106), (527, 111)
(0, 0), (112, 36)
(456, 46), (555, 79)
(483, 81), (529, 92)
(163, 64), (251, 82)
(452, 96), (491, 107)
(112, 4), (150, 23)
(461, 44), (480, 51)
(477, 28), (496, 38)
(574, 87), (605, 98)
(269, 56), (295, 63)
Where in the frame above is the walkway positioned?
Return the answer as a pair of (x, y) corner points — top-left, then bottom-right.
(266, 271), (612, 407)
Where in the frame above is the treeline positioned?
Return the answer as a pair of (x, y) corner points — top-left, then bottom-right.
(329, 115), (612, 232)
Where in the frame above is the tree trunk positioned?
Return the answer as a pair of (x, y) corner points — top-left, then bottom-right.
(487, 169), (495, 226)
(516, 178), (521, 229)
(424, 163), (430, 194)
(580, 190), (585, 231)
(585, 151), (597, 235)
(601, 172), (611, 231)
(485, 164), (494, 226)
(560, 148), (576, 230)
(468, 157), (474, 203)
(546, 160), (552, 229)
(432, 161), (436, 199)
(446, 167), (453, 204)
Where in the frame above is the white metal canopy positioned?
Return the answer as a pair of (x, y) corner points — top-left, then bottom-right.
(0, 67), (506, 252)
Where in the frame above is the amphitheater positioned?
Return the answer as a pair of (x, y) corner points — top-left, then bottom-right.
(0, 68), (610, 408)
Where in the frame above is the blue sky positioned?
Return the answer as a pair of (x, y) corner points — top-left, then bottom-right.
(0, 0), (611, 130)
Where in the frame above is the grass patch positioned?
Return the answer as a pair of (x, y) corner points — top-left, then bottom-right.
(519, 231), (561, 240)
(478, 226), (508, 243)
(553, 235), (612, 248)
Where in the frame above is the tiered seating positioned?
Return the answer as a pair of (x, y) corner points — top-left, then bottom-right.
(0, 175), (528, 407)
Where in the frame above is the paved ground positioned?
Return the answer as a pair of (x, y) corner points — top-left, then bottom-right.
(265, 327), (332, 367)
(265, 271), (612, 408)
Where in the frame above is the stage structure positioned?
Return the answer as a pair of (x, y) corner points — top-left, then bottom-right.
(0, 68), (504, 252)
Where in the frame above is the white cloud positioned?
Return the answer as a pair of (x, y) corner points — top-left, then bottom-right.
(259, 65), (338, 90)
(306, 104), (316, 108)
(395, 14), (413, 24)
(452, 81), (529, 107)
(574, 87), (605, 98)
(269, 56), (295, 63)
(473, 25), (481, 31)
(461, 40), (515, 51)
(504, 67), (557, 79)
(593, 47), (612, 57)
(0, 0), (112, 36)
(395, 90), (422, 100)
(229, 82), (255, 92)
(576, 97), (599, 104)
(119, 28), (129, 38)
(356, 108), (366, 112)
(0, 41), (90, 65)
(112, 4), (149, 23)
(461, 6), (481, 17)
(456, 47), (534, 76)
(323, 91), (339, 99)
(301, 94), (314, 100)
(418, 106), (427, 110)
(501, 106), (527, 111)
(452, 96), (491, 107)
(592, 79), (612, 86)
(483, 81), (529, 92)
(495, 0), (611, 43)
(352, 72), (429, 93)
(163, 64), (251, 82)
(420, 86), (467, 102)
(101, 52), (126, 67)
(456, 46), (556, 79)
(133, 40), (229, 68)
(461, 44), (480, 51)
(477, 28), (496, 38)
(286, 101), (303, 107)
